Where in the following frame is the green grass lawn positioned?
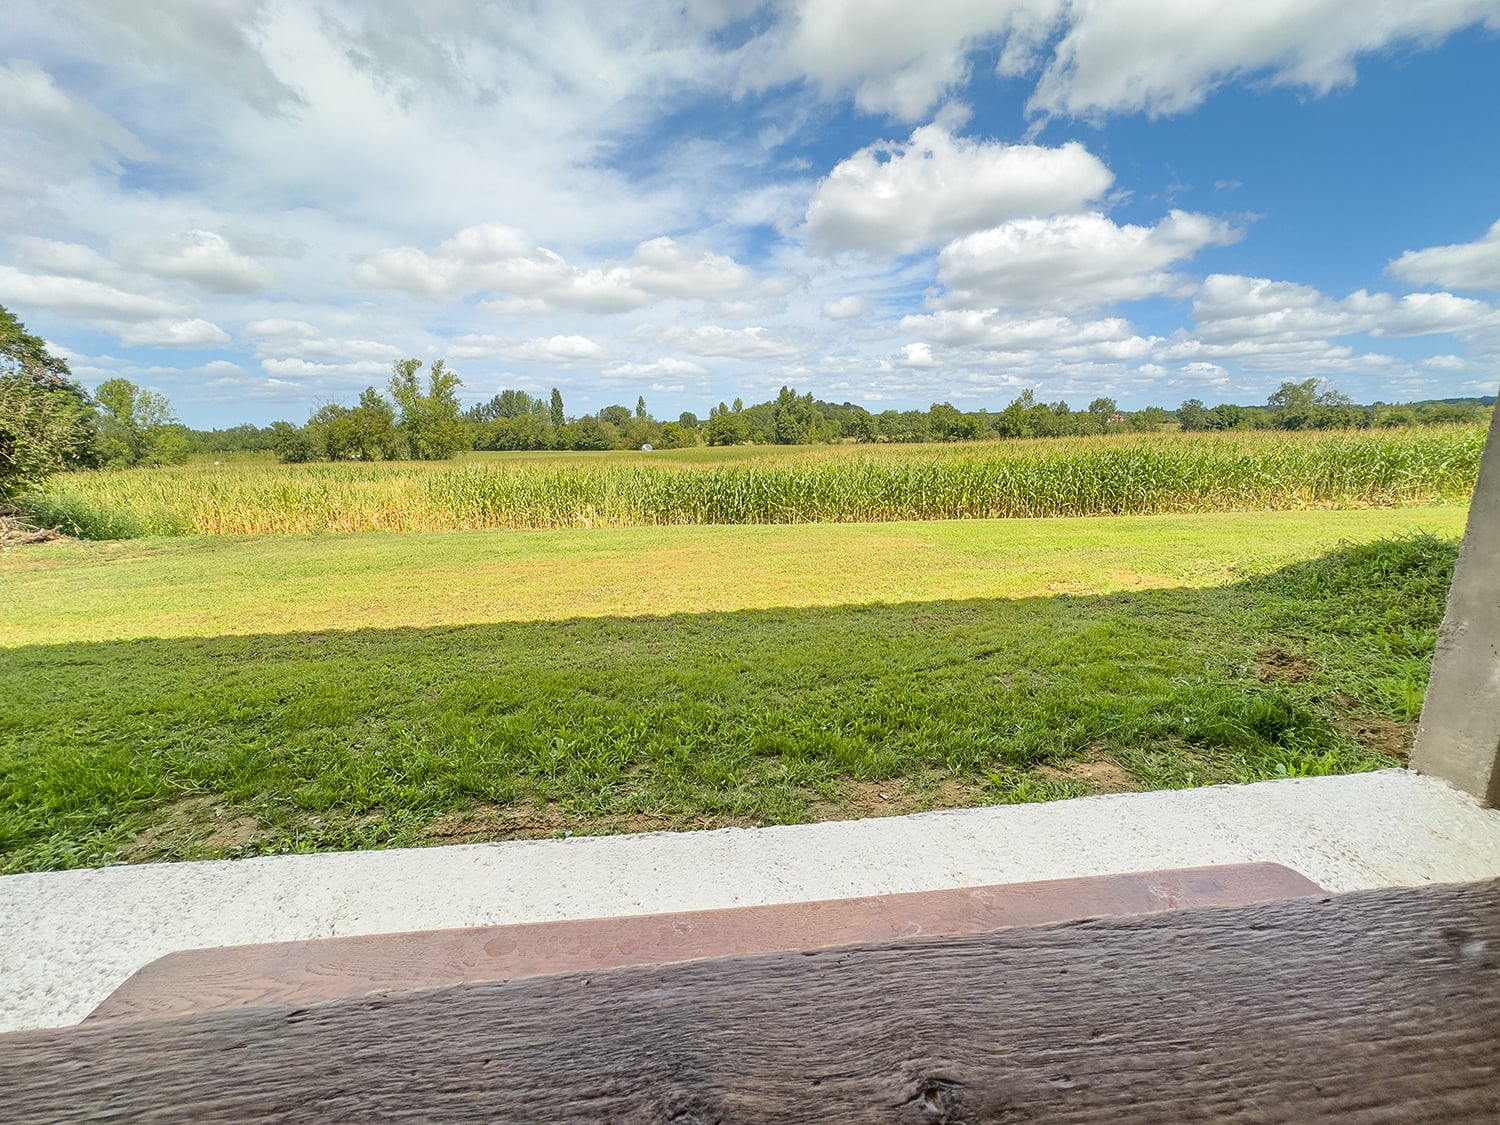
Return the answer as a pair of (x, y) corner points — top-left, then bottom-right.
(0, 505), (1468, 872)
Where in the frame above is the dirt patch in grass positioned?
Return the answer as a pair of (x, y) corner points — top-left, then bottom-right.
(126, 795), (261, 859)
(807, 775), (989, 821)
(422, 802), (674, 844)
(1332, 697), (1415, 761)
(1037, 755), (1142, 794)
(1256, 646), (1316, 683)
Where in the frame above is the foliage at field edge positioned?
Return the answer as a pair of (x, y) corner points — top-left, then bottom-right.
(29, 426), (1484, 537)
(0, 533), (1458, 872)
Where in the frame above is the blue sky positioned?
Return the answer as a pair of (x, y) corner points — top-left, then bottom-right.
(3, 1), (1500, 428)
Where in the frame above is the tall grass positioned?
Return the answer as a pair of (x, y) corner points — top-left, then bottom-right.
(33, 427), (1484, 537)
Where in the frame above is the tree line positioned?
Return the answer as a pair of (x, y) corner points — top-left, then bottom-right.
(204, 378), (1492, 463)
(2, 302), (1492, 499)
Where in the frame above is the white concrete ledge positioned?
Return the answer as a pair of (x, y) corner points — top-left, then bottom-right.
(4, 768), (1500, 1034)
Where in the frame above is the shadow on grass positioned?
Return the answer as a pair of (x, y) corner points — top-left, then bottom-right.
(0, 534), (1457, 872)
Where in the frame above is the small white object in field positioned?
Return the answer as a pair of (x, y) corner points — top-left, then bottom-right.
(214, 461), (222, 466)
(641, 443), (653, 451)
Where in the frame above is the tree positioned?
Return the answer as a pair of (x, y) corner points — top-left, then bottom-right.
(1266, 379), (1352, 430)
(845, 408), (878, 443)
(469, 389), (546, 421)
(0, 305), (72, 387)
(268, 421), (316, 463)
(549, 388), (566, 430)
(1087, 397), (1118, 430)
(95, 378), (188, 466)
(636, 395), (647, 421)
(771, 386), (820, 445)
(928, 402), (963, 441)
(704, 402), (747, 446)
(1206, 403), (1243, 430)
(1177, 399), (1209, 431)
(309, 388), (400, 460)
(388, 358), (466, 460)
(599, 404), (632, 427)
(561, 415), (614, 451)
(656, 421), (697, 449)
(0, 305), (97, 498)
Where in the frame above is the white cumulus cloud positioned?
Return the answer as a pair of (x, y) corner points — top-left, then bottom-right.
(355, 225), (761, 314)
(1029, 0), (1500, 118)
(508, 335), (605, 363)
(116, 318), (232, 348)
(601, 358), (709, 381)
(0, 264), (186, 320)
(118, 229), (275, 294)
(653, 324), (809, 360)
(901, 308), (1153, 356)
(821, 295), (872, 320)
(768, 0), (1064, 120)
(805, 123), (1112, 255)
(1390, 219), (1500, 290)
(937, 210), (1240, 311)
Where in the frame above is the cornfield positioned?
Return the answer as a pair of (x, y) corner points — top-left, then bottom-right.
(32, 427), (1485, 537)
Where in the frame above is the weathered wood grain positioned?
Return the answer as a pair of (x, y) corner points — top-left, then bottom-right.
(88, 863), (1322, 1022)
(4, 879), (1498, 1123)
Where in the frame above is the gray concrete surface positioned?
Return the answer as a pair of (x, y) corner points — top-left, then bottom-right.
(1413, 400), (1500, 805)
(4, 768), (1500, 1034)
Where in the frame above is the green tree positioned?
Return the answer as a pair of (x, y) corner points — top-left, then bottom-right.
(996, 390), (1037, 438)
(549, 387), (566, 430)
(469, 389), (546, 421)
(0, 305), (97, 498)
(1267, 379), (1353, 430)
(599, 404), (632, 426)
(635, 395), (647, 421)
(0, 305), (73, 386)
(704, 402), (747, 446)
(1207, 403), (1244, 430)
(656, 421), (697, 448)
(1177, 399), (1209, 431)
(1, 380), (97, 500)
(845, 407), (878, 443)
(1087, 397), (1118, 431)
(927, 402), (963, 441)
(771, 386), (820, 445)
(561, 415), (615, 451)
(389, 358), (466, 460)
(268, 421), (317, 463)
(309, 388), (400, 460)
(95, 378), (188, 466)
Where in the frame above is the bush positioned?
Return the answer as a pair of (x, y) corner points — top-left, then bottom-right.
(0, 377), (95, 501)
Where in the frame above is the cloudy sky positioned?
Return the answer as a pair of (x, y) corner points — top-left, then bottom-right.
(4, 1), (1500, 428)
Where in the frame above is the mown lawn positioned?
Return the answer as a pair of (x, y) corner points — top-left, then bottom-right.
(0, 506), (1467, 872)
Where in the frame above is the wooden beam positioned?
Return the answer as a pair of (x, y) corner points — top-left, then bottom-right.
(87, 863), (1321, 1023)
(1413, 401), (1500, 806)
(3, 878), (1497, 1122)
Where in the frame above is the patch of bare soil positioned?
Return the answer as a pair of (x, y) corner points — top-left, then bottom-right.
(127, 795), (261, 859)
(1331, 694), (1415, 761)
(1256, 646), (1316, 683)
(806, 775), (989, 822)
(1037, 755), (1143, 793)
(423, 801), (676, 844)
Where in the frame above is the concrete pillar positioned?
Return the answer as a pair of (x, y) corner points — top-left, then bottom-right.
(1411, 401), (1500, 806)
